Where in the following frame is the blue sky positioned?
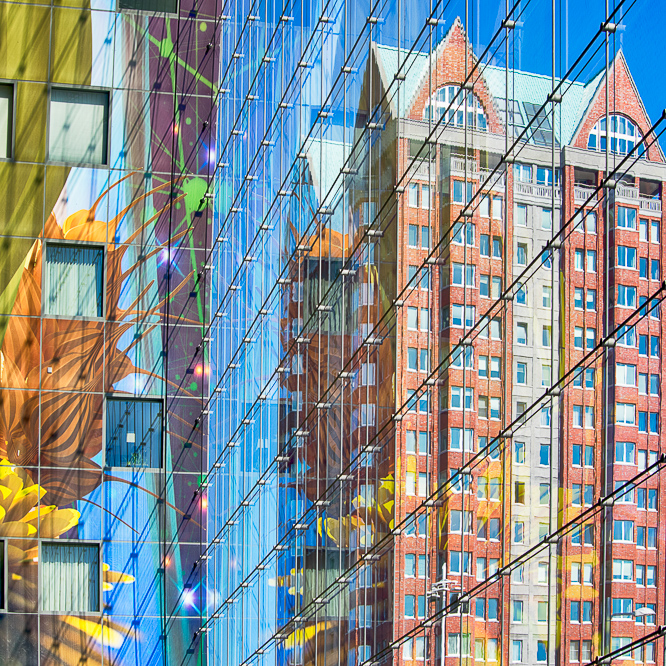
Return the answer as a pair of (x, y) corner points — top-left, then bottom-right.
(379, 0), (663, 124)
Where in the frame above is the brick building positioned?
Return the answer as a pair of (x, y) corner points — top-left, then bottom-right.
(323, 16), (666, 666)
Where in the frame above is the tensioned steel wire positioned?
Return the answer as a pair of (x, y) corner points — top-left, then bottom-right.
(204, 45), (660, 644)
(195, 5), (654, 535)
(195, 0), (545, 467)
(155, 0), (528, 530)
(193, 0), (652, 580)
(210, 286), (666, 663)
(200, 0), (622, 451)
(179, 1), (656, 660)
(169, 57), (660, 644)
(195, 69), (666, 666)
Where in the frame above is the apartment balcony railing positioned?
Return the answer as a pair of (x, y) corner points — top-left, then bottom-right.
(514, 180), (561, 200)
(450, 156), (477, 174)
(640, 197), (662, 213)
(448, 157), (506, 190)
(574, 184), (596, 203)
(615, 184), (662, 213)
(479, 168), (506, 191)
(616, 183), (639, 200)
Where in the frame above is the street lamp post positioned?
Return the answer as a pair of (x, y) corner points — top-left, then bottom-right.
(429, 564), (460, 666)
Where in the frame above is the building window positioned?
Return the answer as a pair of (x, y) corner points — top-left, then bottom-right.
(587, 115), (644, 156)
(408, 223), (419, 246)
(408, 183), (419, 207)
(617, 206), (637, 230)
(613, 520), (634, 543)
(453, 180), (473, 204)
(570, 640), (580, 663)
(515, 204), (527, 226)
(49, 88), (109, 164)
(106, 397), (163, 468)
(511, 639), (523, 663)
(0, 83), (13, 159)
(617, 284), (637, 307)
(617, 245), (637, 268)
(612, 598), (633, 619)
(651, 221), (660, 243)
(422, 184), (432, 209)
(616, 403), (636, 426)
(514, 163), (532, 182)
(453, 222), (475, 245)
(119, 0), (178, 11)
(615, 441), (635, 464)
(43, 243), (104, 317)
(516, 243), (527, 265)
(616, 362), (636, 386)
(41, 542), (100, 612)
(424, 85), (487, 129)
(448, 632), (472, 657)
(537, 641), (548, 662)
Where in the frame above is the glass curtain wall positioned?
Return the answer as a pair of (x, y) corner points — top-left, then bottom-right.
(209, 1), (666, 666)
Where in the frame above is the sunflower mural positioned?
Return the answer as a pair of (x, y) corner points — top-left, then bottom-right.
(0, 174), (192, 503)
(0, 461), (136, 665)
(0, 174), (199, 663)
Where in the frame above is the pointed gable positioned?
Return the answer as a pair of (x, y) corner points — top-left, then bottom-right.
(570, 50), (663, 162)
(397, 17), (504, 133)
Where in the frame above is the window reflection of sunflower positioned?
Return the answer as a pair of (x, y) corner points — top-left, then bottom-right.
(0, 462), (136, 665)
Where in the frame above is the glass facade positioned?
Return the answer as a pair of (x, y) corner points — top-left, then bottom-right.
(0, 0), (665, 664)
(210, 1), (666, 666)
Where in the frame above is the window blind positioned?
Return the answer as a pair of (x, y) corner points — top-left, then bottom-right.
(41, 543), (100, 612)
(44, 244), (104, 317)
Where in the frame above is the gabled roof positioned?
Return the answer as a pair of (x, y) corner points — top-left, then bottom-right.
(374, 43), (430, 118)
(481, 65), (603, 146)
(373, 21), (632, 149)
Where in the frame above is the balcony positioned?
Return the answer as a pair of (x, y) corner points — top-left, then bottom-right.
(615, 184), (662, 214)
(514, 180), (562, 201)
(640, 197), (661, 213)
(479, 168), (506, 191)
(449, 157), (505, 190)
(615, 183), (639, 201)
(450, 156), (478, 176)
(573, 184), (596, 204)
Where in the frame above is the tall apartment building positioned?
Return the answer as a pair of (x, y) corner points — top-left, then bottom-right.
(211, 9), (666, 666)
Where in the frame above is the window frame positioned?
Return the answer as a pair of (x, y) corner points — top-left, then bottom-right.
(47, 85), (112, 166)
(39, 540), (103, 614)
(0, 540), (6, 611)
(105, 395), (165, 470)
(0, 81), (16, 161)
(118, 0), (179, 14)
(42, 240), (106, 319)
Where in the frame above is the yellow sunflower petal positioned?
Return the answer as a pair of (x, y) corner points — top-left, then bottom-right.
(39, 509), (80, 538)
(104, 570), (135, 585)
(62, 616), (126, 649)
(6, 485), (42, 522)
(0, 521), (36, 538)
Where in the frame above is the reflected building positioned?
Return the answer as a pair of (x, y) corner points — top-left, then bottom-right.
(211, 7), (666, 666)
(0, 0), (663, 664)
